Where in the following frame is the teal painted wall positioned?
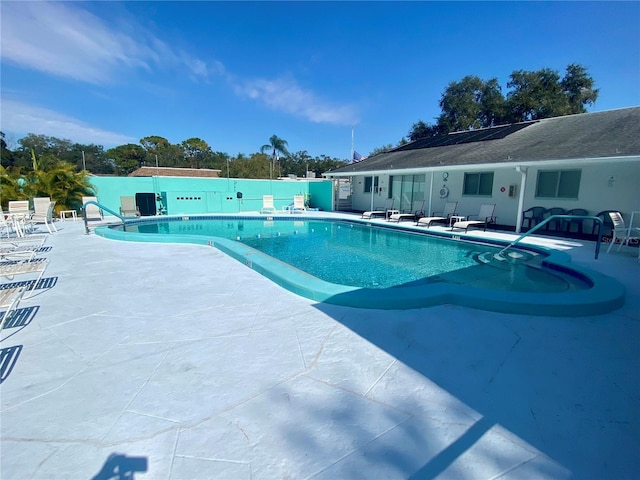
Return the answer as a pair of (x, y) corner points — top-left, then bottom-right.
(89, 176), (333, 215)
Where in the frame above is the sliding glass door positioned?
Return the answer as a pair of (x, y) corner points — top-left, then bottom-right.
(390, 175), (425, 212)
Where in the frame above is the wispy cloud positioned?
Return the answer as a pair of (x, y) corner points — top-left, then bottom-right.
(0, 1), (212, 84)
(1, 2), (359, 126)
(233, 76), (360, 125)
(1, 100), (137, 147)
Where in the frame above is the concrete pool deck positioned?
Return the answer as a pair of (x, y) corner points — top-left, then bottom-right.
(1, 213), (638, 479)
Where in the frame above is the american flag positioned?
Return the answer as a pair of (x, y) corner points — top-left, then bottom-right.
(352, 151), (367, 162)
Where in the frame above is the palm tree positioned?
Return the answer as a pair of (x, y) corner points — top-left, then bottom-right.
(24, 161), (96, 212)
(260, 134), (290, 158)
(260, 135), (289, 178)
(0, 166), (26, 208)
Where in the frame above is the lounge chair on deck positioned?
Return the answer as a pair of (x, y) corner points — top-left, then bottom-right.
(0, 258), (49, 299)
(0, 286), (26, 332)
(451, 204), (497, 232)
(0, 239), (49, 261)
(389, 201), (425, 223)
(119, 196), (140, 218)
(416, 201), (458, 227)
(0, 235), (47, 249)
(362, 199), (394, 219)
(260, 195), (277, 214)
(292, 195), (306, 213)
(82, 196), (103, 221)
(29, 199), (57, 234)
(1, 207), (16, 238)
(606, 212), (639, 253)
(5, 202), (31, 237)
(8, 201), (30, 216)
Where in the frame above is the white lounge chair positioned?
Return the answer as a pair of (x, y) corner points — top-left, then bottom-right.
(32, 197), (51, 215)
(0, 286), (26, 332)
(292, 195), (306, 213)
(389, 200), (425, 223)
(82, 196), (103, 221)
(8, 201), (30, 216)
(416, 201), (458, 227)
(119, 196), (140, 218)
(1, 206), (16, 238)
(260, 195), (277, 214)
(5, 202), (31, 237)
(29, 199), (57, 234)
(0, 258), (49, 299)
(606, 212), (639, 253)
(362, 199), (394, 219)
(0, 237), (48, 261)
(451, 204), (497, 232)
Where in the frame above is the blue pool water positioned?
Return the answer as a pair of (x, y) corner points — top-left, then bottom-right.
(98, 215), (624, 315)
(125, 217), (577, 292)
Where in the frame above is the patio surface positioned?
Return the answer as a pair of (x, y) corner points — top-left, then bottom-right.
(1, 214), (638, 479)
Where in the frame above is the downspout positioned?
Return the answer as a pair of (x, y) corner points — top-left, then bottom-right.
(428, 171), (434, 216)
(515, 166), (527, 233)
(370, 176), (375, 212)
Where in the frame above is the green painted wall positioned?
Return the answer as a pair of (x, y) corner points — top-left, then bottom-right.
(89, 176), (333, 215)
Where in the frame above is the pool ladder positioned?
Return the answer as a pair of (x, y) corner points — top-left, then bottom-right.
(82, 200), (127, 234)
(498, 215), (604, 260)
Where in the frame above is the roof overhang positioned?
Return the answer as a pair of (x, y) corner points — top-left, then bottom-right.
(323, 155), (640, 178)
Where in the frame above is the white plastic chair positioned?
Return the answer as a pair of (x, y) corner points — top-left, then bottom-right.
(29, 200), (57, 234)
(292, 195), (306, 213)
(260, 195), (276, 214)
(82, 196), (103, 221)
(607, 212), (639, 253)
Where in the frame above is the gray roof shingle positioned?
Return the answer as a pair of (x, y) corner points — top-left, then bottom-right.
(328, 107), (640, 174)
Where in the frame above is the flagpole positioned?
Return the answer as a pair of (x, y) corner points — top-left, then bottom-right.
(350, 126), (354, 163)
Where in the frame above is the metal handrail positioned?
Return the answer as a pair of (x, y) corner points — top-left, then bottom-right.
(499, 215), (604, 259)
(82, 201), (126, 234)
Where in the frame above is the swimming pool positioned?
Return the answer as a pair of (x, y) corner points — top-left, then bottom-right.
(96, 215), (624, 315)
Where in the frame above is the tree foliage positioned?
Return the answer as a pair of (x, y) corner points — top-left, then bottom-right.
(409, 63), (599, 141)
(2, 131), (348, 181)
(0, 161), (95, 212)
(407, 121), (443, 142)
(260, 134), (290, 158)
(106, 144), (147, 176)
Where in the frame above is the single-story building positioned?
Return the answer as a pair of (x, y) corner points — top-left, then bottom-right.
(324, 106), (640, 236)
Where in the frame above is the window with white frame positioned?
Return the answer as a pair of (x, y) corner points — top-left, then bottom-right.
(535, 169), (581, 198)
(463, 172), (494, 196)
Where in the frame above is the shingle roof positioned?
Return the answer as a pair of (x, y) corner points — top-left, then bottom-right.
(327, 107), (640, 175)
(128, 166), (221, 177)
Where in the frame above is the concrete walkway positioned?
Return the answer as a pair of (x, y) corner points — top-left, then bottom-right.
(1, 217), (638, 479)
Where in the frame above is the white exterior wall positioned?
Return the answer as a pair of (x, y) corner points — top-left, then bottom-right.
(346, 157), (640, 229)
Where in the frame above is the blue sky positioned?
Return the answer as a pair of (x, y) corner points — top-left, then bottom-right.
(1, 1), (639, 161)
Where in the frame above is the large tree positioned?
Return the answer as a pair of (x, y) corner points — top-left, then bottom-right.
(231, 153), (272, 179)
(437, 75), (506, 132)
(560, 63), (599, 114)
(407, 120), (443, 141)
(181, 137), (212, 169)
(140, 135), (185, 168)
(106, 144), (146, 175)
(506, 68), (569, 121)
(410, 63), (598, 138)
(0, 132), (15, 167)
